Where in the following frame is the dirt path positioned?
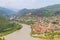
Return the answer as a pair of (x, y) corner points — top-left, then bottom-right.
(4, 24), (40, 40)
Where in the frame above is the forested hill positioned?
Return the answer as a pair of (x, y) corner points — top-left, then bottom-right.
(17, 4), (60, 17)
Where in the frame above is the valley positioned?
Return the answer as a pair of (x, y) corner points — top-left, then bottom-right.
(1, 4), (60, 40)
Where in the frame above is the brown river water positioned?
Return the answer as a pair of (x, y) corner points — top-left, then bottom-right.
(4, 24), (41, 40)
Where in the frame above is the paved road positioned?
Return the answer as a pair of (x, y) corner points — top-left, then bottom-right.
(4, 24), (40, 40)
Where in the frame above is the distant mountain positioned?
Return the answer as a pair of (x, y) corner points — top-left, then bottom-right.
(43, 4), (60, 10)
(17, 4), (60, 17)
(0, 7), (15, 17)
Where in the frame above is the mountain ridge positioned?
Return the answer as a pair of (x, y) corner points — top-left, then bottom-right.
(17, 4), (60, 17)
(0, 7), (15, 17)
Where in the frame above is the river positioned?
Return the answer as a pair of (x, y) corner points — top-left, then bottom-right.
(4, 24), (40, 40)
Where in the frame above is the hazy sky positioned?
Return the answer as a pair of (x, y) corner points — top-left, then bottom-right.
(0, 0), (60, 10)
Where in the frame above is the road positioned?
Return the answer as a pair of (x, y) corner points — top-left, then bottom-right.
(4, 24), (40, 40)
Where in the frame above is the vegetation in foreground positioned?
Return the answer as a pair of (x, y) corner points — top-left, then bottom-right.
(0, 37), (5, 40)
(31, 31), (60, 40)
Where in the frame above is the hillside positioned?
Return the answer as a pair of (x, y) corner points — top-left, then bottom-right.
(14, 4), (60, 25)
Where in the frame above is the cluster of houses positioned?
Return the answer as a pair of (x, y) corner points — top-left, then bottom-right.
(32, 21), (60, 34)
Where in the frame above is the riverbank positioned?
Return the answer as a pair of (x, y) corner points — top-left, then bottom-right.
(4, 24), (40, 40)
